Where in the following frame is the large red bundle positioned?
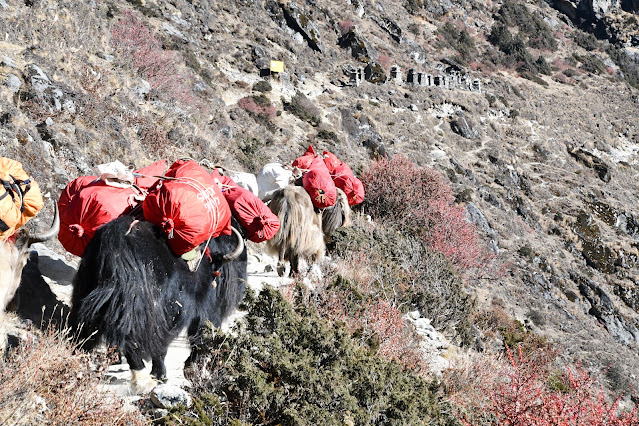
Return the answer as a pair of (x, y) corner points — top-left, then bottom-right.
(302, 156), (336, 209)
(223, 184), (280, 243)
(322, 150), (342, 174)
(57, 175), (98, 215)
(59, 180), (142, 257)
(333, 163), (365, 206)
(322, 150), (365, 206)
(291, 145), (317, 170)
(143, 160), (232, 256)
(134, 160), (167, 189)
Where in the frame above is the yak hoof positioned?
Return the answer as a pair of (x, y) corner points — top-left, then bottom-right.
(131, 369), (158, 394)
(276, 263), (286, 277)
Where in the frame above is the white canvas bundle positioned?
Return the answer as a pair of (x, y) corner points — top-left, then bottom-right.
(256, 163), (293, 200)
(230, 172), (259, 196)
(94, 160), (135, 188)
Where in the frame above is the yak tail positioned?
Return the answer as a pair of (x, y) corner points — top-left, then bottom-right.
(70, 217), (172, 356)
(266, 186), (325, 263)
(321, 188), (351, 239)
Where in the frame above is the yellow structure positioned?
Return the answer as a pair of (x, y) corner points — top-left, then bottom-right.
(269, 60), (284, 73)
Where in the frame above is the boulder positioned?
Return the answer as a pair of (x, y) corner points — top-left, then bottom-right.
(450, 114), (479, 139)
(371, 14), (402, 43)
(364, 61), (387, 84)
(150, 384), (193, 409)
(338, 29), (378, 62)
(574, 272), (639, 345)
(281, 3), (323, 52)
(568, 145), (611, 182)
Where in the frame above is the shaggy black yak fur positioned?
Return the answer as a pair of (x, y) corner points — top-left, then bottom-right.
(70, 215), (246, 391)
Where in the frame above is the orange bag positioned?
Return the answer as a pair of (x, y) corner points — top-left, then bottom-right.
(0, 157), (43, 241)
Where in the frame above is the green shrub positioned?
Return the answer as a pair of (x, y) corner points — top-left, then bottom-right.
(487, 1), (558, 75)
(237, 137), (266, 172)
(252, 80), (272, 92)
(494, 0), (557, 51)
(316, 129), (338, 141)
(284, 91), (320, 126)
(605, 44), (639, 88)
(575, 53), (608, 75)
(573, 30), (599, 51)
(437, 22), (477, 64)
(175, 287), (457, 425)
(328, 220), (476, 344)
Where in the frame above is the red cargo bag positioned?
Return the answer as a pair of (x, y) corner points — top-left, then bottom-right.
(322, 150), (342, 174)
(292, 145), (317, 170)
(322, 150), (365, 206)
(134, 160), (167, 190)
(58, 175), (98, 214)
(333, 163), (365, 206)
(58, 180), (142, 257)
(143, 160), (232, 256)
(223, 184), (280, 243)
(302, 156), (336, 209)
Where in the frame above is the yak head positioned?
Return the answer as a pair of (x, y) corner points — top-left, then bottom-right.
(0, 203), (60, 315)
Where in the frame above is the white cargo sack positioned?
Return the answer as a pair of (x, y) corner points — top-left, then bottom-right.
(230, 172), (259, 196)
(256, 163), (293, 200)
(94, 160), (135, 188)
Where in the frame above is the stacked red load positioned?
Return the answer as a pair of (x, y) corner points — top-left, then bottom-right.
(143, 160), (232, 256)
(213, 171), (280, 243)
(58, 178), (143, 257)
(134, 160), (167, 190)
(293, 145), (337, 209)
(322, 150), (365, 206)
(291, 145), (318, 170)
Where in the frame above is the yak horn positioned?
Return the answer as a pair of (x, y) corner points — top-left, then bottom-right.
(25, 202), (60, 246)
(223, 226), (244, 262)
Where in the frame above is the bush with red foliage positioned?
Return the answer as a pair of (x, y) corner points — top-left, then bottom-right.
(110, 10), (196, 106)
(237, 96), (277, 120)
(338, 20), (355, 34)
(450, 345), (638, 426)
(361, 155), (493, 275)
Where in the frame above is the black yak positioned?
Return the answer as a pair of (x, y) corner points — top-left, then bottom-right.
(1, 203), (59, 315)
(265, 186), (350, 277)
(70, 215), (246, 392)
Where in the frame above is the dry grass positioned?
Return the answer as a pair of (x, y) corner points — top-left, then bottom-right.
(0, 325), (144, 426)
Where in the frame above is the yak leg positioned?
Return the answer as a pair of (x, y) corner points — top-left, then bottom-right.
(277, 245), (287, 277)
(150, 349), (168, 383)
(289, 254), (300, 277)
(126, 349), (157, 394)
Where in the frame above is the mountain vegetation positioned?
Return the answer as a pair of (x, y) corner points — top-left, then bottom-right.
(2, 0), (639, 422)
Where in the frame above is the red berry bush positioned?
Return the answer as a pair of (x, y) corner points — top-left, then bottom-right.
(361, 155), (493, 276)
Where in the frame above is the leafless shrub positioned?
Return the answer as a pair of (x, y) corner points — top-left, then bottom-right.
(0, 326), (144, 425)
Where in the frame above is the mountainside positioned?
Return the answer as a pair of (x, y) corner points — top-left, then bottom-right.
(2, 0), (639, 419)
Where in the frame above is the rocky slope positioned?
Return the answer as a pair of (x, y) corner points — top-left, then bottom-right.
(2, 0), (639, 395)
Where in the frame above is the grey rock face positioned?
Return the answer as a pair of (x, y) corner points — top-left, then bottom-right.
(371, 14), (402, 43)
(5, 74), (21, 93)
(24, 64), (76, 114)
(450, 114), (479, 139)
(568, 145), (611, 182)
(338, 29), (378, 62)
(280, 2), (323, 52)
(575, 273), (639, 345)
